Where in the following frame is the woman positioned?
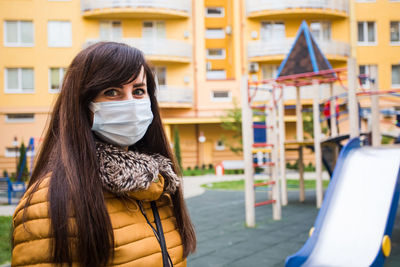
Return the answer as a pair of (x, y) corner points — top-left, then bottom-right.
(12, 42), (196, 266)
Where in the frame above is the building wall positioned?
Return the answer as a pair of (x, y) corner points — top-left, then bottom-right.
(355, 0), (400, 90)
(176, 123), (242, 168)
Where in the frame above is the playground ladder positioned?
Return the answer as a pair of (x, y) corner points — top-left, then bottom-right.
(250, 101), (281, 220)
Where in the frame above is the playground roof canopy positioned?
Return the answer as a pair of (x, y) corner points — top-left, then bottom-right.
(275, 21), (341, 86)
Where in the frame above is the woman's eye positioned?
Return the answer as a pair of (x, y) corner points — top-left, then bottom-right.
(104, 89), (118, 97)
(133, 88), (145, 96)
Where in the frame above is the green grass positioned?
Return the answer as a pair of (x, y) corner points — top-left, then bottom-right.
(182, 169), (215, 176)
(201, 179), (330, 191)
(0, 216), (12, 264)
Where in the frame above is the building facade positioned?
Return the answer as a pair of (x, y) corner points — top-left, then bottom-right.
(0, 0), (399, 173)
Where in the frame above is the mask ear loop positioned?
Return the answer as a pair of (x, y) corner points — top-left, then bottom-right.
(89, 102), (100, 113)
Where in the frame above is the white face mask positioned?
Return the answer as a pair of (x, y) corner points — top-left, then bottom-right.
(89, 98), (154, 147)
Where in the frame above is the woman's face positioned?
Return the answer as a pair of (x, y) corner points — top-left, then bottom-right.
(93, 66), (149, 103)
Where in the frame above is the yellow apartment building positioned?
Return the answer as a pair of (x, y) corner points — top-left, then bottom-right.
(0, 0), (399, 174)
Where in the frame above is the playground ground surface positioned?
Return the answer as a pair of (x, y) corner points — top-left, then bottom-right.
(186, 189), (400, 267)
(0, 174), (399, 266)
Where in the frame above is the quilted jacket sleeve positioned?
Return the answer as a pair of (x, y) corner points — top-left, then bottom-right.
(12, 177), (54, 267)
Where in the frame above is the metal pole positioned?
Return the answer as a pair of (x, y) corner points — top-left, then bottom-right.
(312, 80), (323, 208)
(241, 76), (255, 227)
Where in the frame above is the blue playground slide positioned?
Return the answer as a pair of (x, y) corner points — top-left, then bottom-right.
(286, 138), (400, 267)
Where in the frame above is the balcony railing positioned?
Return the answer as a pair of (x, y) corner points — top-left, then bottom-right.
(81, 0), (191, 14)
(85, 38), (192, 60)
(247, 38), (350, 59)
(247, 0), (348, 15)
(157, 86), (193, 104)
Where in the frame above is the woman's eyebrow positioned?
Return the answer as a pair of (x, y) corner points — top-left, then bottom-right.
(133, 83), (146, 88)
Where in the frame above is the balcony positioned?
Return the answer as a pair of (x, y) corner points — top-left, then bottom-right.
(246, 0), (348, 19)
(84, 38), (192, 63)
(81, 0), (190, 19)
(248, 38), (350, 62)
(157, 86), (193, 108)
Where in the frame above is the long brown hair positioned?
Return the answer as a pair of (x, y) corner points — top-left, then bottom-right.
(24, 42), (196, 266)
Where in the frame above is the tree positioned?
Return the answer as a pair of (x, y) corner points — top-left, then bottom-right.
(303, 111), (314, 139)
(17, 141), (29, 182)
(220, 102), (243, 155)
(173, 125), (183, 171)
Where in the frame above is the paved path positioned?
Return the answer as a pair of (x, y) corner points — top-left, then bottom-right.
(183, 171), (330, 199)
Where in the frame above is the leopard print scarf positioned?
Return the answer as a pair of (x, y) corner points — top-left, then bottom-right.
(95, 142), (180, 195)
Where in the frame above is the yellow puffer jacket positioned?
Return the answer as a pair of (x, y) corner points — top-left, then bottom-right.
(12, 174), (186, 267)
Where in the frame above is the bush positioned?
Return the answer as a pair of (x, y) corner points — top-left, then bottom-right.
(173, 126), (183, 171)
(2, 170), (8, 178)
(208, 163), (214, 170)
(17, 142), (29, 182)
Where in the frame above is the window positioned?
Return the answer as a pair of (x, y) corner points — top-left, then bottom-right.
(4, 21), (34, 47)
(49, 68), (66, 92)
(206, 48), (226, 59)
(357, 21), (376, 45)
(100, 21), (122, 41)
(211, 90), (231, 102)
(310, 21), (331, 41)
(5, 147), (19, 158)
(359, 65), (377, 89)
(260, 21), (285, 42)
(392, 65), (400, 88)
(143, 21), (166, 39)
(48, 21), (72, 47)
(206, 70), (227, 80)
(205, 28), (225, 39)
(390, 21), (400, 44)
(5, 147), (35, 157)
(5, 68), (34, 93)
(205, 7), (224, 17)
(262, 65), (279, 79)
(152, 66), (167, 87)
(215, 139), (225, 151)
(5, 113), (35, 123)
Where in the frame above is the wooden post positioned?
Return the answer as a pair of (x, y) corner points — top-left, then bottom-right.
(241, 76), (255, 227)
(271, 95), (281, 220)
(347, 58), (360, 138)
(278, 91), (288, 206)
(266, 103), (273, 201)
(296, 86), (304, 142)
(298, 146), (305, 202)
(312, 80), (323, 208)
(329, 83), (338, 137)
(296, 85), (305, 203)
(370, 67), (380, 146)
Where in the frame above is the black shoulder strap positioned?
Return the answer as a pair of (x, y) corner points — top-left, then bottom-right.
(151, 201), (173, 267)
